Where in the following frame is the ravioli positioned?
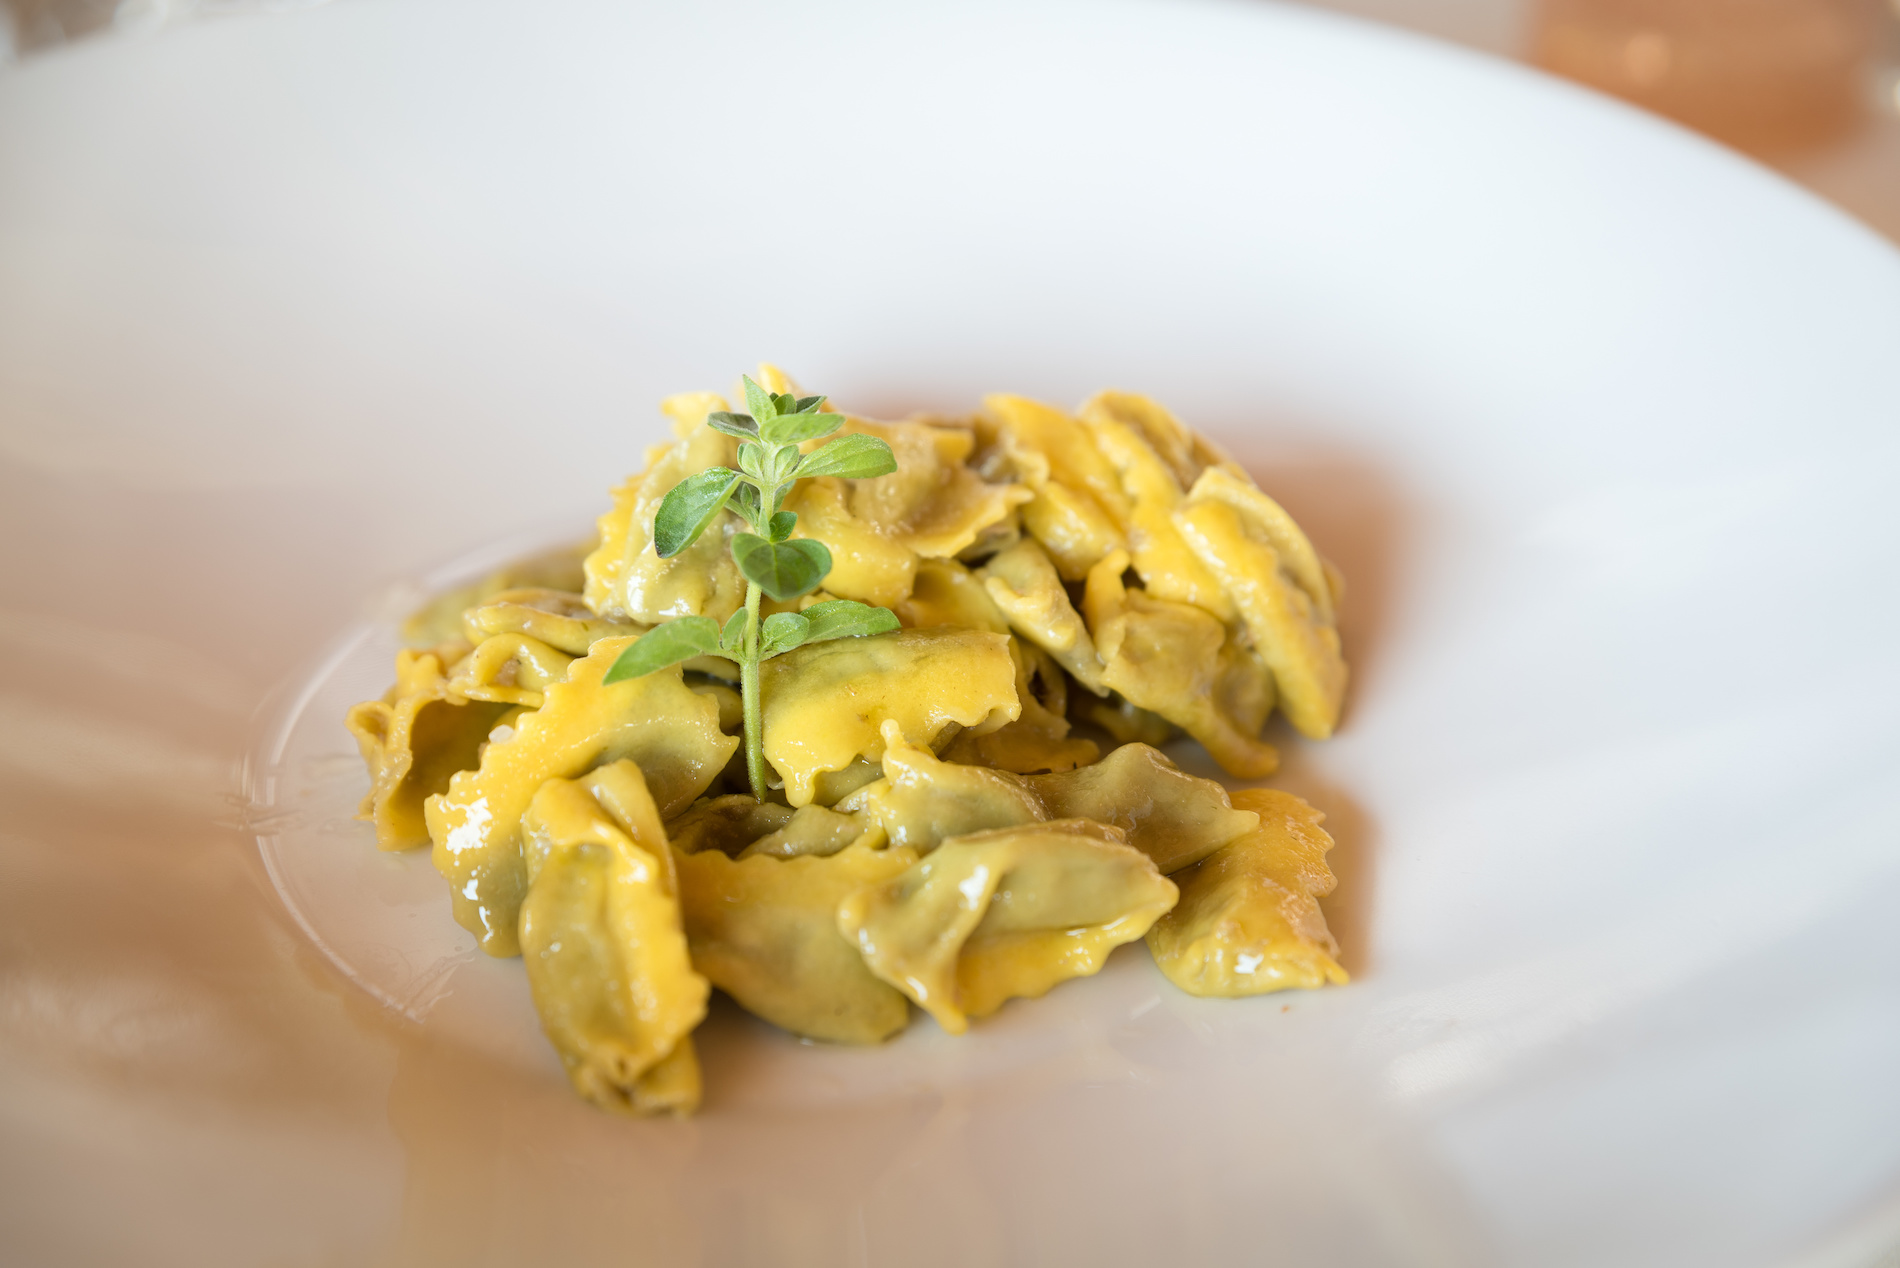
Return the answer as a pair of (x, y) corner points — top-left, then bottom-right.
(1080, 395), (1233, 622)
(840, 416), (1033, 560)
(519, 761), (707, 1115)
(461, 587), (638, 656)
(1078, 390), (1233, 499)
(675, 840), (918, 1044)
(447, 632), (575, 709)
(838, 720), (1050, 852)
(784, 477), (918, 609)
(425, 635), (738, 956)
(585, 394), (747, 625)
(841, 720), (1254, 873)
(760, 627), (1020, 807)
(401, 541), (593, 647)
(666, 794), (797, 857)
(738, 803), (879, 859)
(1080, 550), (1279, 778)
(1145, 788), (1348, 996)
(346, 648), (512, 851)
(776, 416), (1031, 609)
(980, 539), (1107, 695)
(982, 394), (1129, 580)
(1025, 742), (1259, 874)
(353, 374), (1355, 1117)
(894, 558), (1010, 634)
(837, 820), (1177, 1034)
(941, 638), (1099, 774)
(1177, 467), (1348, 739)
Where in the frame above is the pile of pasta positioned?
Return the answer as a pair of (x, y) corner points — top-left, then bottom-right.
(349, 369), (1351, 1115)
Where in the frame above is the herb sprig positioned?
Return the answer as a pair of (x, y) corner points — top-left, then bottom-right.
(604, 376), (900, 798)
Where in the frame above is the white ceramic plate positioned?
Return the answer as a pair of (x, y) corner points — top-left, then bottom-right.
(4, 1), (1899, 1264)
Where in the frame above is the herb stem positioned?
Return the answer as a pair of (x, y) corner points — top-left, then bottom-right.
(738, 475), (783, 800)
(740, 579), (766, 798)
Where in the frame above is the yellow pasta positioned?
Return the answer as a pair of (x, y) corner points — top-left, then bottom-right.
(837, 819), (1177, 1034)
(1080, 395), (1234, 621)
(676, 839), (917, 1044)
(425, 636), (737, 956)
(941, 638), (1099, 774)
(758, 627), (1019, 807)
(519, 761), (707, 1115)
(346, 648), (512, 851)
(1145, 788), (1349, 996)
(979, 538), (1107, 695)
(348, 371), (1352, 1115)
(1177, 468), (1348, 738)
(461, 587), (639, 656)
(839, 721), (1256, 873)
(585, 396), (748, 625)
(1083, 549), (1280, 778)
(447, 632), (575, 709)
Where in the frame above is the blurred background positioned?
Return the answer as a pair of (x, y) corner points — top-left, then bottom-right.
(2, 0), (1897, 242)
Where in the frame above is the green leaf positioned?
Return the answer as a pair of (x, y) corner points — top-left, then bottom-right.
(733, 483), (762, 522)
(795, 432), (897, 480)
(793, 394), (827, 413)
(602, 617), (721, 683)
(742, 375), (777, 424)
(773, 392), (799, 416)
(768, 510), (797, 542)
(800, 599), (901, 644)
(653, 468), (740, 558)
(737, 441), (767, 481)
(760, 409), (846, 446)
(705, 411), (758, 439)
(719, 608), (748, 654)
(758, 611), (811, 658)
(731, 533), (832, 601)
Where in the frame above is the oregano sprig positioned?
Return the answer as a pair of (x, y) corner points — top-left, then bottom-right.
(603, 377), (901, 798)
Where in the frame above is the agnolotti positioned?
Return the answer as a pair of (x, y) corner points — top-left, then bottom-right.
(979, 539), (1107, 696)
(841, 723), (1259, 872)
(518, 761), (707, 1116)
(346, 648), (513, 851)
(777, 420), (1032, 609)
(1176, 466), (1348, 739)
(425, 635), (738, 957)
(401, 541), (592, 648)
(837, 819), (1177, 1035)
(585, 393), (749, 626)
(833, 415), (1032, 560)
(981, 394), (1129, 581)
(448, 632), (575, 709)
(941, 638), (1099, 775)
(347, 369), (1356, 1117)
(838, 721), (1050, 851)
(1145, 788), (1348, 996)
(1082, 549), (1280, 779)
(674, 838), (918, 1044)
(461, 587), (639, 656)
(759, 627), (1019, 807)
(1079, 392), (1233, 623)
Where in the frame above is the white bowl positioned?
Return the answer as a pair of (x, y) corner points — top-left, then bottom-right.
(3, 1), (1898, 1264)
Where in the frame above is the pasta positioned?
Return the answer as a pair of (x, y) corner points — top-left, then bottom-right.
(1145, 788), (1350, 995)
(837, 820), (1177, 1035)
(519, 761), (706, 1114)
(348, 368), (1352, 1114)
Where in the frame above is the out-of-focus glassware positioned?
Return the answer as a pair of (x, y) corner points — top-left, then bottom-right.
(1532, 0), (1887, 154)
